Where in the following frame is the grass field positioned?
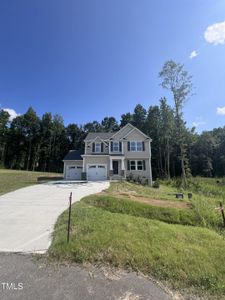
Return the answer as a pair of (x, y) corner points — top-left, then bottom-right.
(106, 180), (224, 230)
(50, 178), (225, 299)
(0, 169), (63, 195)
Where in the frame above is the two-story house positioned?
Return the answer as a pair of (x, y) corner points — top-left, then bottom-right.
(63, 123), (152, 185)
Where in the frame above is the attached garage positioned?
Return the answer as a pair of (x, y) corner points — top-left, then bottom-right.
(66, 165), (82, 180)
(87, 164), (107, 181)
(63, 150), (83, 181)
(63, 150), (109, 181)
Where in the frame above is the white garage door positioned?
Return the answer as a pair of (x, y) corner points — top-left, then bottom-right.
(66, 165), (82, 180)
(87, 165), (107, 181)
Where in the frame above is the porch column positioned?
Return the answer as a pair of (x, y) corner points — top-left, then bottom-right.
(110, 157), (113, 170)
(82, 157), (85, 172)
(121, 158), (125, 170)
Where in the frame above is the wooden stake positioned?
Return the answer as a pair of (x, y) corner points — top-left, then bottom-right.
(67, 192), (72, 243)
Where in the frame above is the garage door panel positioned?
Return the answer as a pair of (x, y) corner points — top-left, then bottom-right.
(87, 165), (107, 181)
(66, 165), (82, 180)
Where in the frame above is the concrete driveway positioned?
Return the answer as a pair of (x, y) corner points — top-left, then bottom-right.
(0, 181), (109, 253)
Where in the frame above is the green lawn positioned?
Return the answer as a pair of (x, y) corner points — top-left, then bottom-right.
(0, 169), (63, 195)
(49, 179), (225, 299)
(82, 194), (201, 226)
(106, 180), (224, 230)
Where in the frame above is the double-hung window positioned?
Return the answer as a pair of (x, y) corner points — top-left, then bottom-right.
(130, 141), (143, 151)
(137, 160), (143, 170)
(129, 160), (144, 171)
(137, 142), (143, 151)
(130, 161), (136, 170)
(130, 141), (136, 152)
(113, 141), (119, 152)
(95, 142), (101, 153)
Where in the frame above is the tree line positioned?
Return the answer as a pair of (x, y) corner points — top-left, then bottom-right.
(0, 60), (224, 178)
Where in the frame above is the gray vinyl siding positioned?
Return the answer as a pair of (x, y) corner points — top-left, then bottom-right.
(125, 159), (151, 179)
(84, 156), (110, 178)
(63, 160), (83, 179)
(111, 124), (133, 140)
(123, 131), (151, 159)
(85, 138), (109, 155)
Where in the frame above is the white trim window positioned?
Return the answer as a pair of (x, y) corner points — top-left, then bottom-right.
(95, 142), (101, 153)
(130, 141), (143, 152)
(137, 160), (143, 170)
(113, 141), (119, 152)
(129, 160), (145, 171)
(130, 160), (136, 170)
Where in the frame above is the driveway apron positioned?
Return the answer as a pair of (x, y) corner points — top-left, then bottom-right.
(0, 182), (109, 253)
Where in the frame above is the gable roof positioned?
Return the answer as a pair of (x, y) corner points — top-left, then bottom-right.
(110, 123), (151, 140)
(109, 123), (134, 140)
(84, 123), (151, 141)
(63, 150), (83, 161)
(91, 136), (108, 145)
(123, 124), (151, 140)
(85, 132), (114, 141)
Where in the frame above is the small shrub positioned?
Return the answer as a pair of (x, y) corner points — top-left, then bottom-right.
(126, 173), (133, 182)
(136, 176), (141, 184)
(141, 177), (148, 186)
(153, 179), (160, 188)
(133, 176), (137, 183)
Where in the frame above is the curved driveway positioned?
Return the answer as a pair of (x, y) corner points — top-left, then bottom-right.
(0, 181), (109, 253)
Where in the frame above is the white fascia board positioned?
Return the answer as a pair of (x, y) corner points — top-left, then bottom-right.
(85, 136), (108, 145)
(122, 128), (135, 139)
(109, 123), (133, 139)
(122, 126), (151, 140)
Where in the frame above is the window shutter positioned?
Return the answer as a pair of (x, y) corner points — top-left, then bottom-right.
(142, 141), (145, 151)
(110, 141), (113, 152)
(127, 160), (130, 170)
(128, 141), (130, 151)
(101, 143), (104, 152)
(143, 160), (146, 170)
(92, 143), (95, 152)
(119, 142), (122, 152)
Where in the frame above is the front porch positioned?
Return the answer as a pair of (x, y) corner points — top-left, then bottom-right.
(109, 156), (126, 180)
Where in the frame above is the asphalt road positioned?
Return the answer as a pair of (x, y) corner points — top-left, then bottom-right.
(0, 181), (109, 253)
(0, 253), (172, 300)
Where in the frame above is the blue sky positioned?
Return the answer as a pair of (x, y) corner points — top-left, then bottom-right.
(0, 0), (225, 131)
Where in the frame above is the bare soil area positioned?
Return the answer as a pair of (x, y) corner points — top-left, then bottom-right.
(100, 191), (190, 209)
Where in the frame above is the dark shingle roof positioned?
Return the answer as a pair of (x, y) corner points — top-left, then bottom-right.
(63, 150), (83, 161)
(85, 132), (114, 140)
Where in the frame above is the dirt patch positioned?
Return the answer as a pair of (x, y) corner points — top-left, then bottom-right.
(128, 195), (190, 209)
(100, 191), (190, 209)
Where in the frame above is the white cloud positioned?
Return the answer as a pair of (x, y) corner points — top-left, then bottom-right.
(192, 121), (206, 127)
(204, 20), (225, 45)
(189, 50), (198, 59)
(217, 106), (225, 115)
(3, 108), (19, 121)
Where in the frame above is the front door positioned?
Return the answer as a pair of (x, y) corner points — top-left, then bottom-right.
(113, 161), (119, 175)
